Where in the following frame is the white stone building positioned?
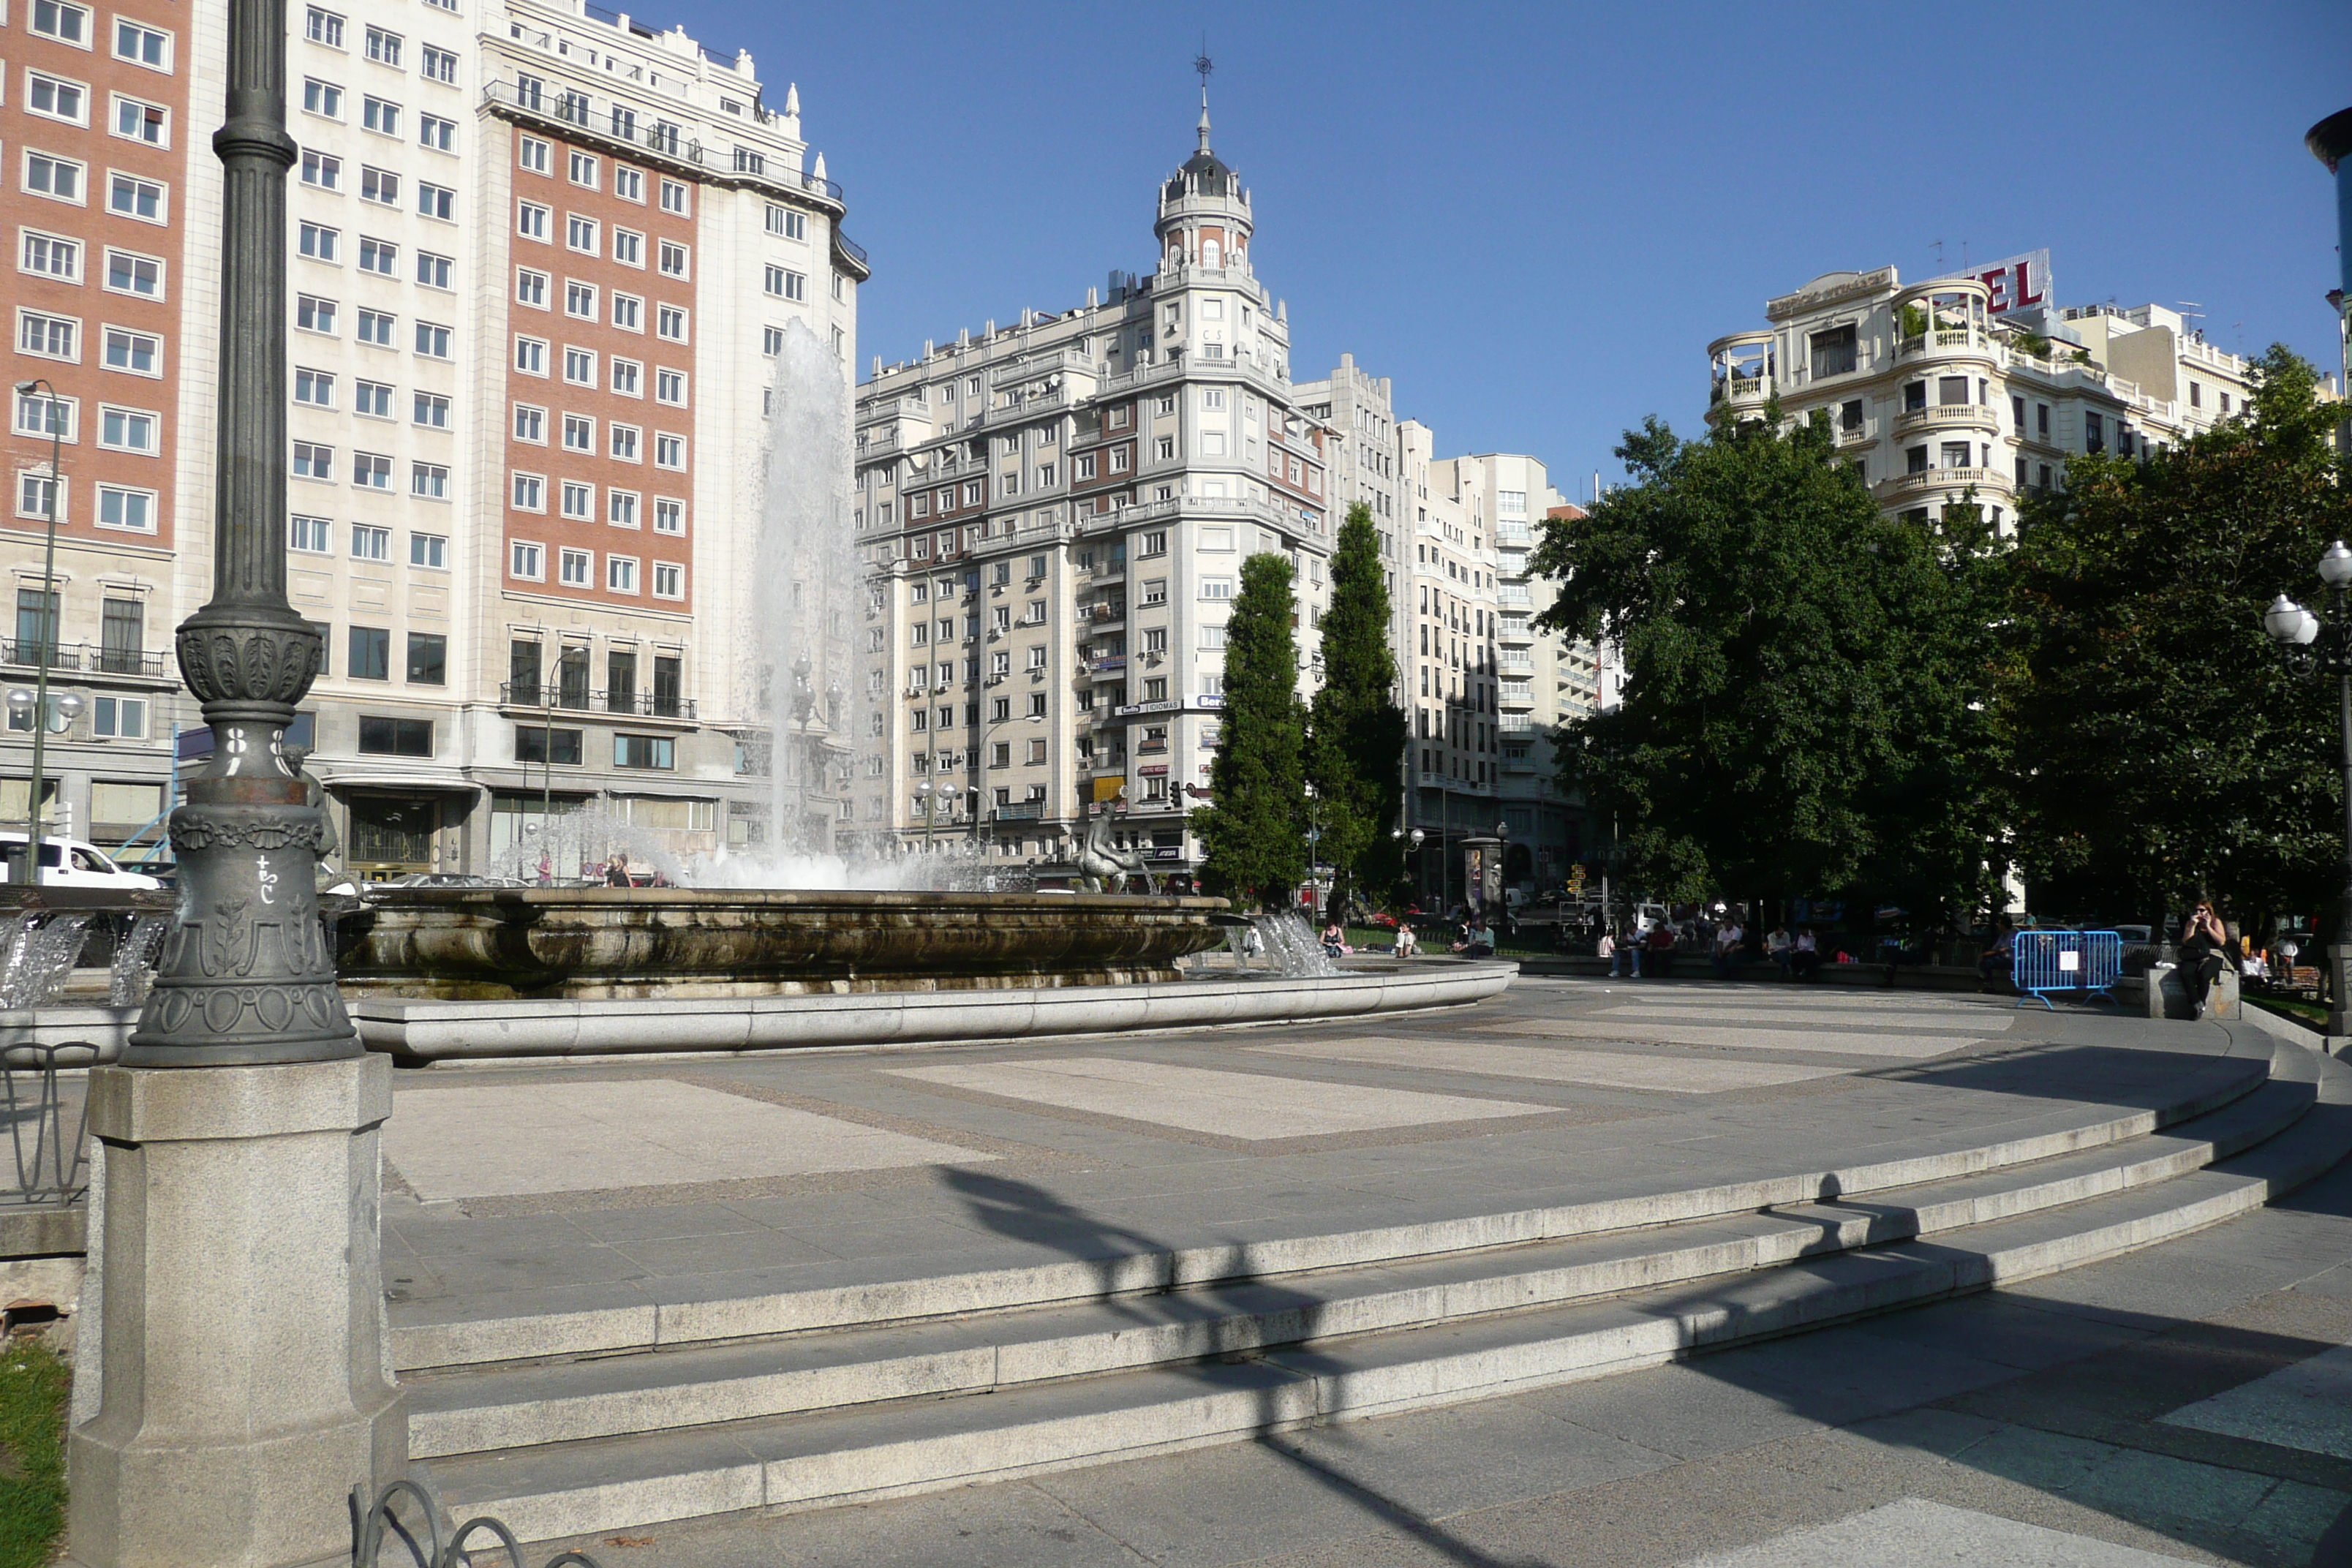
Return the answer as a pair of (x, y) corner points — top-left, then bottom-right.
(1707, 255), (2257, 532)
(853, 98), (1341, 881)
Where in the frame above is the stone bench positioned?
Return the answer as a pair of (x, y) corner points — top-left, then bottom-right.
(2114, 963), (2240, 1021)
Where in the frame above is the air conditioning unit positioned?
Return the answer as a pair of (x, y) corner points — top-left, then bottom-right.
(905, 683), (929, 697)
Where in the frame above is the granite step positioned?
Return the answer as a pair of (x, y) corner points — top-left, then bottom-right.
(392, 1041), (2277, 1373)
(404, 1045), (2321, 1462)
(418, 1041), (2352, 1543)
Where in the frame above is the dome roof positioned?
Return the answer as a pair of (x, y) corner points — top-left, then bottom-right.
(1168, 148), (1235, 200)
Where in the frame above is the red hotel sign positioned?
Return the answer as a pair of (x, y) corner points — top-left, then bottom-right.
(1934, 249), (2051, 317)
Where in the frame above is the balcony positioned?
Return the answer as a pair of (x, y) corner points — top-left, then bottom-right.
(1895, 404), (1997, 436)
(1, 641), (172, 678)
(482, 81), (845, 211)
(1896, 327), (1995, 361)
(1497, 618), (1534, 646)
(993, 800), (1047, 821)
(1874, 467), (2013, 500)
(1499, 655), (1534, 676)
(500, 682), (699, 721)
(1499, 683), (1535, 711)
(1496, 523), (1533, 548)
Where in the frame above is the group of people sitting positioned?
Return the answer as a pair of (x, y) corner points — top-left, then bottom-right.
(1319, 916), (1496, 961)
(1597, 916), (1837, 981)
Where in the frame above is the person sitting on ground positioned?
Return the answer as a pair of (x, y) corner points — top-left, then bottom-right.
(1393, 922), (1418, 959)
(1452, 919), (1496, 958)
(1320, 919), (1349, 960)
(1788, 926), (1822, 981)
(2177, 902), (2241, 1019)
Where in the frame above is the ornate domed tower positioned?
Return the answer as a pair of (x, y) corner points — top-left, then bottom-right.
(1154, 61), (1254, 282)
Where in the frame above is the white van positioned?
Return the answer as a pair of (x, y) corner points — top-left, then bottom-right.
(0, 832), (163, 890)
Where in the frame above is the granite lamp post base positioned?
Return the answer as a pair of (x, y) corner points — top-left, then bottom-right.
(67, 1056), (405, 1568)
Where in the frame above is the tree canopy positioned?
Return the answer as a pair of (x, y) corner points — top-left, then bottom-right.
(1194, 551), (1307, 908)
(1310, 503), (1409, 911)
(2002, 345), (2352, 930)
(1530, 407), (2007, 921)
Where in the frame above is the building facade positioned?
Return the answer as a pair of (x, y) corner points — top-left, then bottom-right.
(1708, 255), (2255, 531)
(4, 0), (860, 877)
(853, 101), (1337, 881)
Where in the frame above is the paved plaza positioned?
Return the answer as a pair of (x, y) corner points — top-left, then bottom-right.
(370, 976), (2352, 1564)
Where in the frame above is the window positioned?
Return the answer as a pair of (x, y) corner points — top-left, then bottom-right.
(514, 268), (548, 308)
(510, 471), (544, 510)
(97, 406), (154, 453)
(608, 489), (638, 526)
(300, 149), (342, 191)
(610, 358), (641, 396)
(29, 72), (90, 126)
(611, 294), (642, 331)
(512, 404), (546, 443)
(518, 201), (549, 241)
(358, 717), (432, 755)
(420, 45), (456, 83)
(1200, 577), (1234, 600)
(360, 94), (399, 135)
(352, 453), (391, 491)
(657, 305), (687, 342)
(607, 556), (638, 594)
(300, 78), (342, 121)
(654, 498), (684, 535)
(347, 626), (391, 681)
(353, 380), (391, 418)
(349, 525), (391, 565)
(356, 308), (395, 347)
(2037, 402), (2051, 437)
(558, 281), (594, 321)
(560, 480), (592, 519)
(294, 366), (336, 407)
(519, 135), (549, 174)
(108, 173), (166, 222)
(655, 369), (687, 406)
(558, 548), (590, 586)
(2084, 412), (2104, 454)
(418, 113), (454, 153)
(1937, 375), (1971, 407)
(410, 462), (448, 500)
(405, 632), (445, 685)
(656, 177), (690, 214)
(295, 292), (339, 333)
(25, 152), (87, 204)
(299, 222), (341, 263)
(292, 442), (333, 480)
(416, 182), (454, 221)
(567, 150), (598, 186)
(614, 165), (643, 202)
(514, 335), (547, 374)
(565, 214), (598, 253)
(561, 414), (592, 452)
(32, 0), (91, 43)
(763, 325), (785, 356)
(614, 734), (673, 769)
(103, 327), (159, 374)
(611, 229), (643, 266)
(509, 540), (544, 580)
(19, 232), (81, 281)
(560, 347), (593, 385)
(358, 165), (398, 206)
(515, 726), (581, 766)
(15, 475), (63, 524)
(658, 241), (689, 279)
(764, 205), (805, 239)
(609, 425), (640, 462)
(363, 25), (402, 65)
(96, 483), (154, 532)
(111, 95), (167, 146)
(404, 252), (451, 293)
(1109, 445), (1131, 474)
(290, 514), (333, 553)
(1139, 530), (1168, 557)
(652, 562), (682, 598)
(654, 434), (684, 470)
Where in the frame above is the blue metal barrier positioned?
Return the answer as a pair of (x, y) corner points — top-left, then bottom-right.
(2013, 929), (2122, 1009)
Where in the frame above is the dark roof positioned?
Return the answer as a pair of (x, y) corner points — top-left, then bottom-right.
(1167, 148), (1234, 200)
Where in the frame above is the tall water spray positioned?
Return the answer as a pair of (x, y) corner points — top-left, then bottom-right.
(753, 320), (866, 862)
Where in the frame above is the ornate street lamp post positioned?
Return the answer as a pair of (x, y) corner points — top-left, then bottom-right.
(69, 0), (402, 1558)
(2263, 543), (2352, 1042)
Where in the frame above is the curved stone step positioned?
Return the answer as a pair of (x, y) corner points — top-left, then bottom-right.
(392, 1041), (2276, 1373)
(403, 1049), (2321, 1459)
(416, 1043), (2352, 1543)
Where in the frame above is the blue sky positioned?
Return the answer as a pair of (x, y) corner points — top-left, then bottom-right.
(658, 1), (2352, 500)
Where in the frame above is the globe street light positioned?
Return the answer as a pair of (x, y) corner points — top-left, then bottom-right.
(2262, 539), (2352, 1040)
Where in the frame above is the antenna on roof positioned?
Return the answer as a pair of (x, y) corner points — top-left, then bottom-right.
(1193, 37), (1213, 154)
(1929, 239), (1945, 268)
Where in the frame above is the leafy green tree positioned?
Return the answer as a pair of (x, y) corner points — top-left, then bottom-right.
(1310, 503), (1409, 912)
(2004, 345), (2352, 933)
(1194, 551), (1307, 908)
(1530, 408), (2007, 923)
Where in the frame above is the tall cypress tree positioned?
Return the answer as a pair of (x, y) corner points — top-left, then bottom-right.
(1195, 552), (1307, 908)
(1311, 502), (1409, 912)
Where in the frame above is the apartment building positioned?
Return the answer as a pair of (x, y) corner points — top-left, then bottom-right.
(853, 99), (1336, 881)
(3, 0), (862, 876)
(1707, 252), (2255, 531)
(1293, 352), (1409, 700)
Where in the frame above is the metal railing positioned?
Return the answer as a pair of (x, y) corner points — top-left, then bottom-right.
(0, 640), (76, 671)
(500, 682), (698, 720)
(353, 1481), (602, 1568)
(483, 81), (845, 206)
(2, 1043), (94, 1207)
(0, 641), (167, 676)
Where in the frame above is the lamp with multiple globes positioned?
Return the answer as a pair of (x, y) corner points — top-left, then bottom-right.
(2262, 540), (2352, 1041)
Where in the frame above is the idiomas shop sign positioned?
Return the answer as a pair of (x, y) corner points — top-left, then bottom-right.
(1931, 249), (2052, 317)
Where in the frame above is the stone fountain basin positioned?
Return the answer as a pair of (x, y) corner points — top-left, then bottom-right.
(333, 887), (1234, 1001)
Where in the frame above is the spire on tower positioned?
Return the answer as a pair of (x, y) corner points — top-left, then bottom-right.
(1194, 42), (1213, 154)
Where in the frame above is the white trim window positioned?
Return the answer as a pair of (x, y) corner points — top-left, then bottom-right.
(17, 310), (81, 362)
(12, 391), (78, 441)
(292, 442), (334, 481)
(410, 532), (448, 568)
(19, 231), (82, 282)
(655, 304), (687, 342)
(611, 228), (644, 267)
(111, 94), (169, 146)
(29, 72), (91, 127)
(415, 251), (453, 289)
(511, 404), (546, 443)
(290, 513), (333, 554)
(359, 165), (399, 206)
(509, 540), (545, 581)
(350, 521), (390, 559)
(32, 0), (92, 46)
(351, 452), (391, 491)
(510, 472), (546, 510)
(358, 235), (396, 275)
(115, 17), (172, 67)
(607, 489), (639, 527)
(108, 172), (167, 222)
(655, 369), (686, 406)
(410, 462), (448, 500)
(517, 201), (549, 241)
(25, 151), (88, 204)
(299, 149), (342, 191)
(653, 497), (685, 535)
(560, 415), (592, 453)
(411, 391), (448, 429)
(609, 358), (641, 397)
(513, 335), (548, 376)
(301, 78), (343, 121)
(559, 480), (592, 519)
(298, 222), (340, 263)
(15, 472), (67, 524)
(611, 293), (643, 332)
(297, 295), (338, 334)
(652, 562), (684, 599)
(416, 182), (455, 221)
(565, 214), (598, 254)
(102, 326), (160, 375)
(658, 240), (690, 279)
(606, 556), (639, 595)
(557, 547), (591, 587)
(95, 483), (157, 532)
(562, 346), (595, 386)
(608, 424), (640, 463)
(98, 405), (158, 453)
(355, 307), (396, 347)
(654, 433), (685, 470)
(361, 95), (399, 136)
(514, 268), (548, 308)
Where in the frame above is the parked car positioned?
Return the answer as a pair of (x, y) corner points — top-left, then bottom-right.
(0, 832), (163, 891)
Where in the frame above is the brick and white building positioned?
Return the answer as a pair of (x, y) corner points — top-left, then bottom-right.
(4, 0), (861, 875)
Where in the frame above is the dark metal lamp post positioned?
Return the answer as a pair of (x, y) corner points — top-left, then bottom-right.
(2263, 542), (2352, 1041)
(10, 377), (66, 886)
